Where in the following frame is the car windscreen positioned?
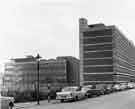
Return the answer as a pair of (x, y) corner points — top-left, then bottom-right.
(81, 87), (89, 91)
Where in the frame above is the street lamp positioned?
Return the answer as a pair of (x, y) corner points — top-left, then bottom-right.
(35, 53), (42, 105)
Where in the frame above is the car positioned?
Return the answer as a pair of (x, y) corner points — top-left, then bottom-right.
(119, 83), (127, 91)
(112, 84), (121, 92)
(82, 85), (103, 97)
(81, 85), (92, 97)
(82, 85), (93, 89)
(127, 83), (133, 89)
(56, 86), (85, 102)
(104, 85), (114, 94)
(87, 88), (103, 97)
(127, 83), (135, 89)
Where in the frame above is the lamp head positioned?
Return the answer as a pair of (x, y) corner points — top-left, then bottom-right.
(35, 54), (42, 59)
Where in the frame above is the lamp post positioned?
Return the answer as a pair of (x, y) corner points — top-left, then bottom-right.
(35, 54), (41, 105)
(47, 83), (51, 103)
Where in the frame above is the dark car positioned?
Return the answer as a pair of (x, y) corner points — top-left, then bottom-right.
(87, 89), (102, 97)
(82, 85), (102, 97)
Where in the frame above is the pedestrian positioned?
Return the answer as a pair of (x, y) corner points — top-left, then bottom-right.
(9, 101), (14, 109)
(47, 83), (51, 103)
(47, 91), (51, 103)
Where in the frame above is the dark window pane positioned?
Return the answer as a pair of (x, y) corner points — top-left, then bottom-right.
(84, 66), (113, 73)
(83, 59), (113, 65)
(83, 74), (113, 81)
(83, 29), (112, 37)
(83, 44), (112, 51)
(83, 37), (112, 44)
(84, 51), (113, 58)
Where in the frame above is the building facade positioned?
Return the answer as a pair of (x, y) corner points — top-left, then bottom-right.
(2, 56), (79, 95)
(57, 56), (80, 86)
(79, 18), (135, 85)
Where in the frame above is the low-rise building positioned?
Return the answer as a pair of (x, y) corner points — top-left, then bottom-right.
(2, 56), (79, 99)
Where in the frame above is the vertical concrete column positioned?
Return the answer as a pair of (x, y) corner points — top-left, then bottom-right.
(79, 18), (88, 86)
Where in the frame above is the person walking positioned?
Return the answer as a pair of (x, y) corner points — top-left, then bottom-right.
(47, 91), (51, 103)
(9, 101), (14, 109)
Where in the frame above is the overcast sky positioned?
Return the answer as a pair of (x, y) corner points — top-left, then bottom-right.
(0, 0), (135, 72)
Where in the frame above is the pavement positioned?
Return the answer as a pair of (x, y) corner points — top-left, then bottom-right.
(15, 100), (60, 109)
(15, 89), (135, 109)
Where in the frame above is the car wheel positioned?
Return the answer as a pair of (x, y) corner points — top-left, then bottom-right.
(60, 99), (64, 103)
(75, 96), (79, 101)
(71, 97), (76, 102)
(88, 94), (91, 98)
(85, 93), (88, 98)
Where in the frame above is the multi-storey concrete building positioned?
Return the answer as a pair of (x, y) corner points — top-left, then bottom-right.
(79, 18), (135, 86)
(2, 56), (79, 95)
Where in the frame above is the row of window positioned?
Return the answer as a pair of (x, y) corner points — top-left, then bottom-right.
(83, 29), (112, 37)
(83, 74), (113, 81)
(83, 51), (113, 58)
(83, 66), (113, 73)
(83, 37), (112, 44)
(83, 43), (112, 51)
(83, 58), (113, 65)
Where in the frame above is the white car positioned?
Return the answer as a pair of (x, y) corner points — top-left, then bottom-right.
(119, 84), (127, 91)
(56, 86), (85, 102)
(113, 84), (121, 91)
(81, 86), (92, 97)
(127, 83), (135, 89)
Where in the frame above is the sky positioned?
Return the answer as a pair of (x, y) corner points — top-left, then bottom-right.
(0, 0), (135, 73)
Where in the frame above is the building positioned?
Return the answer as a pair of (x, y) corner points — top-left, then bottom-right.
(0, 73), (3, 93)
(57, 56), (80, 86)
(79, 18), (135, 86)
(2, 56), (79, 96)
(3, 56), (37, 93)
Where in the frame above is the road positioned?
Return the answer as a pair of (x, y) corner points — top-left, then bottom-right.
(15, 89), (135, 109)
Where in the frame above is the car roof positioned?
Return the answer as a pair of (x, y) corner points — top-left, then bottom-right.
(83, 85), (92, 88)
(64, 86), (78, 88)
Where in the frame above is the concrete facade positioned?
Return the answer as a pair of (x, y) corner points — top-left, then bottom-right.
(57, 56), (80, 86)
(2, 56), (79, 95)
(79, 18), (135, 85)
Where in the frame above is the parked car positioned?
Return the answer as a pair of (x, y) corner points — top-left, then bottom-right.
(119, 83), (127, 91)
(104, 85), (114, 94)
(112, 84), (121, 92)
(82, 85), (103, 97)
(127, 83), (135, 89)
(81, 85), (92, 97)
(87, 89), (103, 97)
(81, 87), (90, 97)
(56, 86), (85, 102)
